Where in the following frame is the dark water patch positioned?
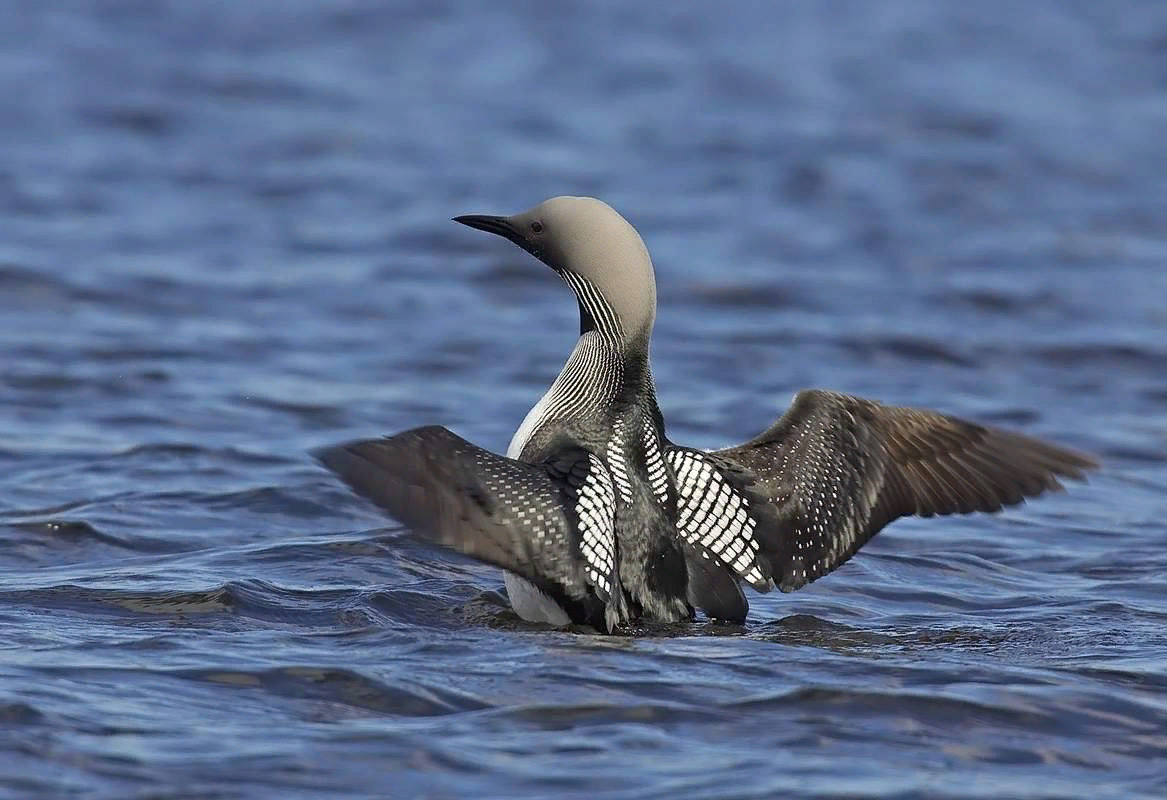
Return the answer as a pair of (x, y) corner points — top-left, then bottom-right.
(393, 225), (492, 258)
(363, 585), (494, 629)
(973, 406), (1044, 426)
(911, 107), (1005, 141)
(285, 232), (381, 257)
(180, 666), (492, 717)
(470, 257), (561, 296)
(166, 70), (356, 111)
(0, 517), (195, 566)
(0, 185), (107, 219)
(2, 371), (93, 393)
(234, 394), (346, 427)
(217, 580), (367, 626)
(115, 442), (293, 467)
(0, 581), (373, 628)
(83, 344), (205, 363)
(460, 589), (541, 630)
(1037, 344), (1167, 371)
(709, 327), (804, 349)
(319, 299), (400, 322)
(843, 582), (1042, 615)
(838, 335), (980, 368)
(728, 686), (1052, 728)
(251, 133), (365, 165)
(778, 161), (829, 203)
(493, 701), (720, 729)
(0, 703), (46, 726)
(222, 535), (392, 571)
(0, 584), (236, 619)
(750, 614), (906, 651)
(688, 282), (815, 311)
(1096, 442), (1167, 465)
(1076, 555), (1167, 589)
(724, 682), (1167, 768)
(938, 287), (1060, 315)
(1058, 665), (1167, 695)
(0, 370), (178, 405)
(0, 493), (131, 521)
(249, 173), (366, 204)
(198, 485), (341, 519)
(5, 518), (125, 548)
(110, 587), (240, 616)
(77, 104), (182, 139)
(866, 548), (1007, 578)
(433, 335), (492, 362)
(0, 264), (116, 308)
(1138, 386), (1167, 406)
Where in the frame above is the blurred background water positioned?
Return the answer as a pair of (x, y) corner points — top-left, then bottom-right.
(0, 1), (1165, 797)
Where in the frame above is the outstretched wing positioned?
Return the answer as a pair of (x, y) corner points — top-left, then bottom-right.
(315, 425), (617, 605)
(715, 389), (1098, 592)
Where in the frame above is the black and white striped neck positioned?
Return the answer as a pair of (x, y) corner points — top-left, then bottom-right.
(506, 331), (659, 459)
(561, 270), (631, 340)
(507, 268), (658, 460)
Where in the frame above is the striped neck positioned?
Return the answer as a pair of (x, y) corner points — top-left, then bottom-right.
(559, 270), (655, 342)
(507, 270), (658, 461)
(507, 331), (628, 459)
(562, 271), (623, 338)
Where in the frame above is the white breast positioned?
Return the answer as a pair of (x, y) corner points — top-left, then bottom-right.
(502, 354), (583, 626)
(507, 388), (555, 459)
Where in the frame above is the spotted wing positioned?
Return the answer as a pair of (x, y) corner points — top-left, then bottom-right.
(315, 426), (615, 603)
(545, 450), (618, 600)
(715, 389), (1098, 592)
(666, 448), (775, 592)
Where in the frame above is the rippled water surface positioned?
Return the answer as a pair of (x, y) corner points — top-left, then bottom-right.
(2, 2), (1166, 797)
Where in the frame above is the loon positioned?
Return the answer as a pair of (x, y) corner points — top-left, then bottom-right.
(317, 196), (1097, 632)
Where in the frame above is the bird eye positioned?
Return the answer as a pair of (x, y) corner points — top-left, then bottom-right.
(530, 220), (544, 234)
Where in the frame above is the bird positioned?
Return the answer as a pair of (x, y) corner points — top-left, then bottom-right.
(316, 196), (1097, 633)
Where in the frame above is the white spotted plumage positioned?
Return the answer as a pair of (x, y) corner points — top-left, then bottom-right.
(642, 425), (671, 504)
(667, 449), (767, 588)
(605, 418), (635, 504)
(575, 453), (617, 596)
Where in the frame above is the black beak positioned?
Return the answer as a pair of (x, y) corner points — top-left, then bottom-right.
(453, 214), (526, 248)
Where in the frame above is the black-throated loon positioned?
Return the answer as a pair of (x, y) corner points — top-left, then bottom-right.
(317, 196), (1096, 633)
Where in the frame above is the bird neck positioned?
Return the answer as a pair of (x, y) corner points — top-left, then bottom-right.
(560, 270), (656, 342)
(506, 329), (660, 460)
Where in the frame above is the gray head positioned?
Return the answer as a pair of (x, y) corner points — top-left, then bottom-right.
(455, 196), (657, 339)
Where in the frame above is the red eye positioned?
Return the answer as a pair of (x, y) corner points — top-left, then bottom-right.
(530, 220), (544, 234)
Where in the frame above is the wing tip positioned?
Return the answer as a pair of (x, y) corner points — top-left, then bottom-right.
(312, 441), (364, 480)
(310, 441), (350, 470)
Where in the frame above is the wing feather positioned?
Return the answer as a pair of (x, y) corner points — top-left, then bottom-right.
(315, 426), (608, 604)
(716, 389), (1097, 591)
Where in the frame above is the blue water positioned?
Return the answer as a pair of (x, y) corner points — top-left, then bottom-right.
(1, 1), (1165, 797)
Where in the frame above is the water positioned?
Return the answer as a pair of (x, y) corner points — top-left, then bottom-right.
(1, 1), (1165, 797)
